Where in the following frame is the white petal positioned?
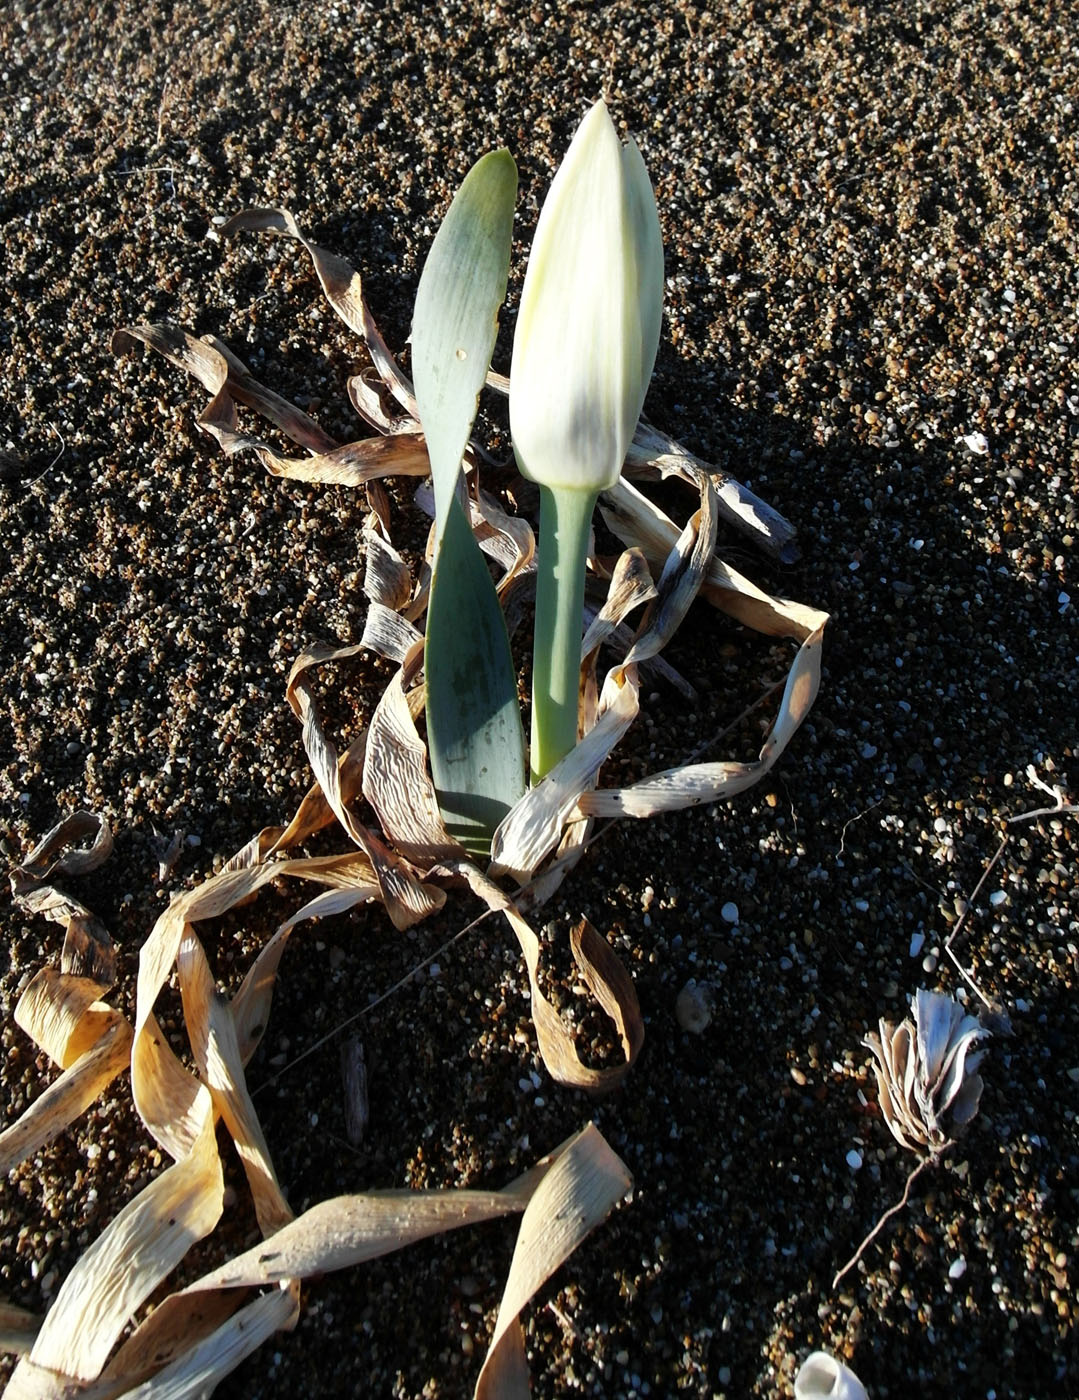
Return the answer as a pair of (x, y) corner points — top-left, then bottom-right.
(915, 988), (963, 1088)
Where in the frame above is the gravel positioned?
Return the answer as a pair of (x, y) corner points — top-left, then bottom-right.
(2, 1), (1077, 1397)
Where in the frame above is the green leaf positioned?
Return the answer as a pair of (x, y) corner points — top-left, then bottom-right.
(412, 148), (525, 854)
(424, 494), (525, 852)
(413, 148), (518, 550)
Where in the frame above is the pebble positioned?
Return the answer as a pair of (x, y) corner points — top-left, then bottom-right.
(675, 981), (712, 1034)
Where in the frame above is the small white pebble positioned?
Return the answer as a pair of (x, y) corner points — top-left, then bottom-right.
(846, 1149), (863, 1171)
(989, 890), (1007, 907)
(676, 981), (712, 1034)
(949, 1256), (967, 1280)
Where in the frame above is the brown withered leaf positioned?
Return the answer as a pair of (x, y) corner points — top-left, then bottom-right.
(220, 207), (418, 417)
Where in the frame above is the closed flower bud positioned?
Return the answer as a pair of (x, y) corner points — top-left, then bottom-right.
(510, 99), (663, 494)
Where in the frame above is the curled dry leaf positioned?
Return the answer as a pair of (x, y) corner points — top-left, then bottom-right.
(1, 813), (132, 1176)
(864, 988), (990, 1154)
(447, 863), (644, 1095)
(624, 419), (800, 563)
(5, 808), (632, 1398)
(11, 809), (114, 886)
(220, 207), (419, 417)
(113, 324), (430, 491)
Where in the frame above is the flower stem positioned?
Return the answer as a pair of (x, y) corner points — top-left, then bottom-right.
(530, 484), (597, 784)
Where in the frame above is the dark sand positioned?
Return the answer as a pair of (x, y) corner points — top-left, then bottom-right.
(2, 2), (1076, 1396)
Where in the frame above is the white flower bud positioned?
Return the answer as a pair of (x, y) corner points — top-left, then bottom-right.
(510, 99), (663, 494)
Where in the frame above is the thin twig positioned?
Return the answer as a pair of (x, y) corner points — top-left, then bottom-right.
(251, 903), (499, 1095)
(27, 426), (66, 484)
(940, 766), (1074, 1007)
(837, 797), (884, 859)
(943, 833), (1010, 1009)
(832, 1145), (949, 1290)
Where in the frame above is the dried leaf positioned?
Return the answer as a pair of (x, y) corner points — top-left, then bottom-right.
(0, 1019), (133, 1177)
(474, 1122), (632, 1398)
(624, 420), (799, 562)
(490, 667), (639, 884)
(601, 477), (825, 639)
(864, 989), (990, 1154)
(360, 602), (423, 665)
(24, 1097), (222, 1383)
(285, 642), (446, 929)
(449, 864), (643, 1093)
(578, 622), (825, 818)
(363, 513), (413, 612)
(114, 324), (430, 487)
(624, 476), (717, 667)
(115, 1288), (299, 1400)
(220, 208), (418, 417)
(177, 931), (293, 1237)
(362, 639), (462, 865)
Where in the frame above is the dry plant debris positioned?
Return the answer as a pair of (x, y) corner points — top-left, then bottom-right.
(863, 988), (989, 1156)
(3, 210), (828, 1394)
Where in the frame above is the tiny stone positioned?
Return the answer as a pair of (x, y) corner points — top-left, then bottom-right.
(720, 901), (739, 924)
(846, 1149), (863, 1171)
(676, 981), (712, 1034)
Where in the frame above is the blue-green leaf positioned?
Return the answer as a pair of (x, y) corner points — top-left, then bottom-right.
(412, 149), (525, 854)
(413, 148), (518, 550)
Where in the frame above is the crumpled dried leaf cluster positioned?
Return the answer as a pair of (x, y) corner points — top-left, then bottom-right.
(3, 210), (829, 1396)
(4, 813), (632, 1397)
(863, 988), (990, 1155)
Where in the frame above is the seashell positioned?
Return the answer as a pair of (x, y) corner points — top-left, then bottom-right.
(794, 1350), (868, 1400)
(863, 988), (989, 1154)
(675, 980), (712, 1033)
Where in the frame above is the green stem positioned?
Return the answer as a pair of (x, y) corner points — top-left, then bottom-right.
(530, 484), (598, 784)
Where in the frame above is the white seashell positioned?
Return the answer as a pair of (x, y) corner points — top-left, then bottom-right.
(956, 430), (989, 455)
(794, 1350), (869, 1400)
(675, 980), (712, 1033)
(863, 989), (989, 1154)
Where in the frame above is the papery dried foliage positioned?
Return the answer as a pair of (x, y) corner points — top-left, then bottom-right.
(110, 205), (828, 1083)
(2, 207), (827, 1395)
(3, 815), (632, 1398)
(2, 813), (131, 1177)
(864, 989), (990, 1154)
